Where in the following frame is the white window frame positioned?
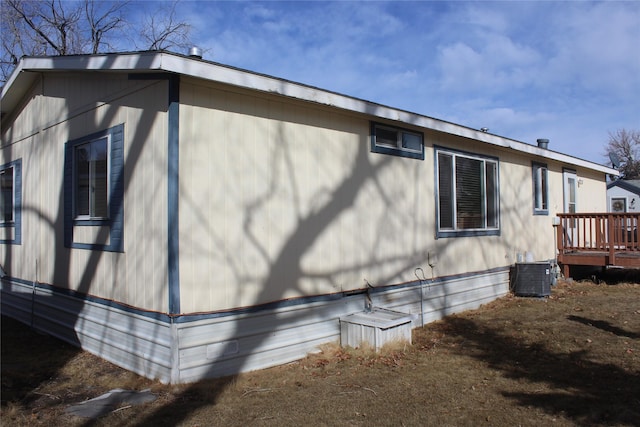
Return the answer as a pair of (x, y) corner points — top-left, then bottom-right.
(371, 122), (424, 160)
(532, 162), (549, 215)
(435, 146), (500, 238)
(0, 166), (15, 224)
(611, 197), (626, 213)
(73, 135), (110, 220)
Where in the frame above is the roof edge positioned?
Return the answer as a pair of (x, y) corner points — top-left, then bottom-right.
(607, 179), (640, 194)
(2, 51), (619, 176)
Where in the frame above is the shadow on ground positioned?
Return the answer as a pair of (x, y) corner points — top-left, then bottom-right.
(1, 316), (81, 406)
(436, 315), (640, 426)
(570, 266), (640, 284)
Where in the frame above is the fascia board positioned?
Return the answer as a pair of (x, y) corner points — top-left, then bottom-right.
(2, 59), (25, 100)
(1, 64), (27, 117)
(18, 52), (163, 72)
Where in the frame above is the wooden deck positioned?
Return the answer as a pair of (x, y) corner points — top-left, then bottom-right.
(556, 213), (640, 277)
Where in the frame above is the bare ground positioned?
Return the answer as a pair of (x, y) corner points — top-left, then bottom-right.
(2, 273), (639, 426)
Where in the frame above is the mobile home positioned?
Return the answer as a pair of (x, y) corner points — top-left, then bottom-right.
(1, 51), (616, 383)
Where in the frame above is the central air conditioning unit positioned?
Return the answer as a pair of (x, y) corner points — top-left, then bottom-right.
(511, 262), (552, 297)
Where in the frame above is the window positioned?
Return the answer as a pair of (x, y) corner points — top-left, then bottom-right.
(64, 124), (124, 252)
(1, 166), (15, 223)
(74, 137), (109, 219)
(435, 147), (499, 237)
(611, 197), (626, 213)
(0, 159), (22, 245)
(371, 123), (424, 160)
(532, 162), (549, 215)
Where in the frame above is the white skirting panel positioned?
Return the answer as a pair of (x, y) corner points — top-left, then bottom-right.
(372, 269), (511, 327)
(1, 268), (509, 384)
(174, 268), (509, 383)
(176, 297), (364, 383)
(0, 279), (174, 383)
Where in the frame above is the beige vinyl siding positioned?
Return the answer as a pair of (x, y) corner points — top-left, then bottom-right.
(72, 225), (110, 246)
(180, 81), (511, 313)
(1, 78), (45, 147)
(0, 136), (31, 277)
(178, 79), (610, 314)
(1, 73), (170, 313)
(0, 228), (15, 241)
(179, 80), (427, 313)
(2, 69), (609, 316)
(495, 148), (556, 266)
(573, 167), (607, 212)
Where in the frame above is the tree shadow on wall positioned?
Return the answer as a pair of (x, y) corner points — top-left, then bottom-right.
(132, 127), (421, 425)
(2, 62), (170, 421)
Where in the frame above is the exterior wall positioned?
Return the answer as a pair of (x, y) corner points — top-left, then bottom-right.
(0, 73), (170, 313)
(576, 167), (609, 212)
(179, 79), (437, 313)
(607, 185), (640, 212)
(497, 153), (607, 264)
(177, 78), (602, 315)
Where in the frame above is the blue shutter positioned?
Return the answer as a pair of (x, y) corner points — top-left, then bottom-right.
(64, 143), (73, 248)
(13, 159), (22, 244)
(109, 124), (125, 252)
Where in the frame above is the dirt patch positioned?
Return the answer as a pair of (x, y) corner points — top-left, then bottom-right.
(2, 277), (639, 426)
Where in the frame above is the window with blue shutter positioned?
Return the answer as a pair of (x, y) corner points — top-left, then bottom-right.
(64, 124), (124, 252)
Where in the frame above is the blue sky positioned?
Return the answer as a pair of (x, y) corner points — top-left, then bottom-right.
(163, 1), (639, 165)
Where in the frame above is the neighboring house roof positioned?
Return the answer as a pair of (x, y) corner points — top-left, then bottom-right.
(1, 50), (618, 176)
(607, 179), (640, 195)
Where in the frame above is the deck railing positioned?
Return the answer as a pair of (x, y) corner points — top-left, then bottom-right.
(556, 213), (640, 271)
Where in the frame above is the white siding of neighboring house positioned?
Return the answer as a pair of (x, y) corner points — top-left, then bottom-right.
(607, 184), (640, 212)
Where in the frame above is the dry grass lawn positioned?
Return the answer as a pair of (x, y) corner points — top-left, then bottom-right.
(2, 273), (639, 426)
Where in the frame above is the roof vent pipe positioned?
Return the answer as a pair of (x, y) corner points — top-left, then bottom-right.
(537, 138), (549, 149)
(188, 47), (202, 59)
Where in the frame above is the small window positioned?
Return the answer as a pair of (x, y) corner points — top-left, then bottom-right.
(74, 137), (109, 219)
(371, 123), (424, 160)
(435, 147), (499, 237)
(0, 159), (22, 245)
(611, 197), (626, 213)
(64, 124), (124, 252)
(1, 166), (15, 223)
(532, 162), (549, 215)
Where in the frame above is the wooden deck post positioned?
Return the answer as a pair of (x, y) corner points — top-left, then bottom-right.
(608, 213), (616, 266)
(555, 219), (570, 277)
(556, 220), (564, 263)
